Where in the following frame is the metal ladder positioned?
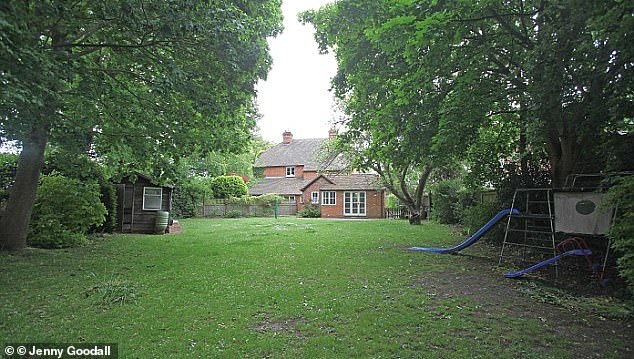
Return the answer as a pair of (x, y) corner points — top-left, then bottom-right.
(498, 188), (558, 276)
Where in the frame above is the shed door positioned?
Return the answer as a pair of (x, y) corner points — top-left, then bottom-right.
(118, 184), (134, 232)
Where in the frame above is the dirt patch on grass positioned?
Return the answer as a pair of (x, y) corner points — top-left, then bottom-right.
(412, 253), (633, 358)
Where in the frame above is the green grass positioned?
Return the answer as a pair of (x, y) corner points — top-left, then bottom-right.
(0, 218), (627, 358)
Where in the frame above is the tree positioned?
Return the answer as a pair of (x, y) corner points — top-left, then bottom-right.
(0, 1), (282, 250)
(302, 0), (448, 224)
(210, 175), (248, 199)
(170, 135), (272, 218)
(396, 0), (633, 187)
(304, 0), (633, 216)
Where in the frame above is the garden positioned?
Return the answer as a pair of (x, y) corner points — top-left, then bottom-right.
(1, 2), (633, 357)
(1, 218), (632, 358)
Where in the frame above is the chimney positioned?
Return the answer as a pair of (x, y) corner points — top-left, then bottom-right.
(282, 130), (293, 144)
(328, 128), (338, 139)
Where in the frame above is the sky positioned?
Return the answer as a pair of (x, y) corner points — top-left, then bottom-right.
(256, 0), (339, 143)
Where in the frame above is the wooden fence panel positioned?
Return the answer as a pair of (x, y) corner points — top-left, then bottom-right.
(201, 202), (297, 217)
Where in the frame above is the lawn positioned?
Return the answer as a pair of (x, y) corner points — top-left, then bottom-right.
(1, 218), (631, 358)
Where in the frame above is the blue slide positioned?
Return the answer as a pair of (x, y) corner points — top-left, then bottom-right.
(409, 208), (520, 254)
(504, 249), (593, 278)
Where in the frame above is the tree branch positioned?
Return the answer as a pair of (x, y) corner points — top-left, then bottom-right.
(414, 163), (433, 208)
(89, 67), (154, 84)
(53, 40), (178, 49)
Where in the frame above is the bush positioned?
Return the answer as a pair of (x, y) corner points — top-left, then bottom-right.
(28, 218), (89, 248)
(462, 202), (506, 241)
(28, 174), (107, 248)
(43, 150), (117, 233)
(172, 176), (214, 218)
(385, 193), (400, 209)
(252, 193), (283, 207)
(298, 204), (321, 218)
(605, 176), (634, 295)
(431, 180), (460, 224)
(211, 175), (248, 199)
(431, 179), (474, 224)
(99, 182), (118, 233)
(0, 153), (17, 207)
(224, 209), (243, 218)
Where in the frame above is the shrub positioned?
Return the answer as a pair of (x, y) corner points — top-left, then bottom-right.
(211, 175), (248, 199)
(252, 193), (283, 207)
(99, 182), (118, 233)
(430, 179), (477, 225)
(462, 202), (506, 241)
(43, 150), (117, 233)
(28, 218), (88, 248)
(0, 153), (17, 207)
(224, 209), (243, 218)
(385, 193), (401, 209)
(298, 204), (321, 218)
(605, 176), (634, 295)
(28, 174), (106, 248)
(431, 180), (459, 224)
(172, 176), (214, 218)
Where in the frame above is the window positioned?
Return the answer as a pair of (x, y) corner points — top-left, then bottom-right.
(283, 195), (296, 204)
(321, 191), (336, 205)
(344, 191), (366, 216)
(311, 191), (319, 204)
(143, 187), (163, 211)
(286, 166), (295, 177)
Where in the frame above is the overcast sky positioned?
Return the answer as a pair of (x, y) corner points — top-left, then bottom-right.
(256, 0), (338, 143)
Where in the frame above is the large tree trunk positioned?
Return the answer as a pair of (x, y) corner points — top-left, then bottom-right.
(408, 163), (433, 225)
(375, 163), (433, 226)
(546, 125), (579, 189)
(0, 127), (48, 250)
(408, 211), (423, 225)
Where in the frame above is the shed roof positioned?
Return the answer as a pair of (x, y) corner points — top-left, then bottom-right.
(118, 172), (174, 188)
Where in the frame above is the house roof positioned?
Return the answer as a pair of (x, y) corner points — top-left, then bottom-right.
(300, 174), (335, 191)
(254, 138), (348, 171)
(320, 174), (384, 191)
(249, 177), (311, 196)
(249, 174), (384, 196)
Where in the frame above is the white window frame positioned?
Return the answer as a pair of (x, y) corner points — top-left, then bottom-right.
(285, 166), (295, 177)
(321, 191), (336, 206)
(311, 191), (319, 204)
(283, 195), (296, 204)
(143, 187), (163, 211)
(344, 191), (366, 216)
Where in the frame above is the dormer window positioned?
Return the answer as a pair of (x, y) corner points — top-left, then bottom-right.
(286, 166), (295, 177)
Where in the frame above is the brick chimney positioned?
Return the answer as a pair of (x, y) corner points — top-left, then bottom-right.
(282, 130), (293, 144)
(328, 128), (338, 139)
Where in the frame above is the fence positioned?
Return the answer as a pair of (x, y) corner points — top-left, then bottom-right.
(385, 207), (410, 219)
(385, 206), (431, 220)
(201, 201), (298, 217)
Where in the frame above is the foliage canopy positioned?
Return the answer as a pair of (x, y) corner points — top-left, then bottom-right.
(0, 0), (283, 249)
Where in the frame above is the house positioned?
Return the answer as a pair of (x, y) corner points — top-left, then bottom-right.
(249, 131), (386, 218)
(116, 173), (173, 233)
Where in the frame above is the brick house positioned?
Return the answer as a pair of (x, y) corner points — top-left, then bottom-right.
(249, 131), (386, 218)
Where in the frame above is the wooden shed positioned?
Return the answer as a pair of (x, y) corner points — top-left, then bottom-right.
(116, 173), (173, 234)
